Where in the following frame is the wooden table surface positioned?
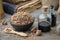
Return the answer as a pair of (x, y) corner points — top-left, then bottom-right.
(0, 9), (60, 40)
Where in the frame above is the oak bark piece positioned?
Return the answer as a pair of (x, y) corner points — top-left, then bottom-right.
(36, 30), (42, 36)
(17, 0), (41, 12)
(10, 12), (33, 25)
(1, 19), (7, 25)
(18, 3), (41, 12)
(0, 0), (4, 19)
(42, 0), (59, 10)
(31, 27), (37, 33)
(18, 0), (40, 10)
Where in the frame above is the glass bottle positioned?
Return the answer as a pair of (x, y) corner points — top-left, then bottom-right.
(38, 8), (51, 32)
(50, 5), (56, 27)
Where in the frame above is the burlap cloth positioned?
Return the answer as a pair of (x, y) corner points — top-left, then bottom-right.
(0, 0), (4, 19)
(42, 0), (59, 10)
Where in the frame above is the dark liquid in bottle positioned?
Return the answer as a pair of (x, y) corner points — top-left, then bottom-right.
(38, 21), (51, 32)
(51, 14), (56, 27)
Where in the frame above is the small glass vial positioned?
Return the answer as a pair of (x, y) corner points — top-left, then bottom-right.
(38, 8), (51, 32)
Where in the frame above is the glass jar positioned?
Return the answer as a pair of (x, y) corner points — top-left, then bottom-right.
(38, 8), (51, 32)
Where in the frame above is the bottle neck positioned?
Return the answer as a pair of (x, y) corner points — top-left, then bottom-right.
(39, 8), (48, 19)
(43, 9), (48, 15)
(41, 8), (48, 13)
(50, 8), (55, 14)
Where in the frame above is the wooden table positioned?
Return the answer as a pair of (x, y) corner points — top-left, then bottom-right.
(0, 9), (60, 40)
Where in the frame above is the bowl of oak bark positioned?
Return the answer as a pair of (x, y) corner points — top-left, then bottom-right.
(10, 12), (34, 32)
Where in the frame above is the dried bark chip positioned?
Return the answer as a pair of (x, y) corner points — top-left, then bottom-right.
(35, 30), (42, 36)
(31, 27), (37, 33)
(1, 20), (7, 25)
(11, 12), (34, 25)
